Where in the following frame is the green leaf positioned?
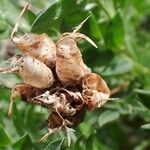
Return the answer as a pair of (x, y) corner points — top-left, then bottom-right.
(19, 134), (33, 150)
(134, 89), (150, 107)
(98, 0), (116, 19)
(98, 110), (120, 128)
(0, 16), (11, 39)
(0, 0), (30, 32)
(89, 12), (103, 40)
(0, 27), (11, 39)
(12, 104), (26, 135)
(0, 126), (11, 147)
(86, 135), (110, 150)
(24, 105), (46, 139)
(119, 103), (132, 115)
(0, 86), (11, 100)
(106, 101), (133, 115)
(44, 139), (64, 150)
(62, 0), (88, 26)
(79, 122), (92, 138)
(102, 57), (133, 76)
(31, 0), (62, 35)
(141, 123), (150, 130)
(73, 136), (84, 150)
(101, 12), (125, 50)
(132, 101), (147, 112)
(134, 89), (150, 95)
(12, 133), (28, 150)
(0, 19), (8, 32)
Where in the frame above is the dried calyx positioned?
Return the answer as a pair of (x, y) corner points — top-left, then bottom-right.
(0, 3), (111, 145)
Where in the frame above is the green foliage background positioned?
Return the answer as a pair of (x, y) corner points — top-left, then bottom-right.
(0, 0), (150, 149)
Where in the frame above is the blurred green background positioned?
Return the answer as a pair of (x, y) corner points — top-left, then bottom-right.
(0, 0), (150, 149)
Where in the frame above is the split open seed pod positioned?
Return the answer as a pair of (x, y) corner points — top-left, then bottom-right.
(33, 88), (84, 116)
(81, 73), (110, 111)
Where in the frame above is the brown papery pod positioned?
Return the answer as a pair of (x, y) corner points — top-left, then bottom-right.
(56, 32), (98, 85)
(81, 73), (110, 111)
(10, 3), (56, 68)
(12, 33), (56, 68)
(0, 55), (54, 88)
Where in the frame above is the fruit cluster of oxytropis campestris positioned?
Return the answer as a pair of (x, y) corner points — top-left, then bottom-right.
(0, 3), (110, 144)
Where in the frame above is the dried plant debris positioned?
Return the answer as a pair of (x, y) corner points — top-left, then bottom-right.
(0, 3), (111, 145)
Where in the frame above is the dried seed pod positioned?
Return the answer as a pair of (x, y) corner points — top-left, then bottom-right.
(12, 33), (56, 68)
(10, 3), (56, 68)
(56, 32), (97, 85)
(0, 54), (54, 88)
(8, 83), (42, 116)
(82, 73), (110, 111)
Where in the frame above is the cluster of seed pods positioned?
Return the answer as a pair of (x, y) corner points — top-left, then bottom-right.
(0, 3), (110, 143)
